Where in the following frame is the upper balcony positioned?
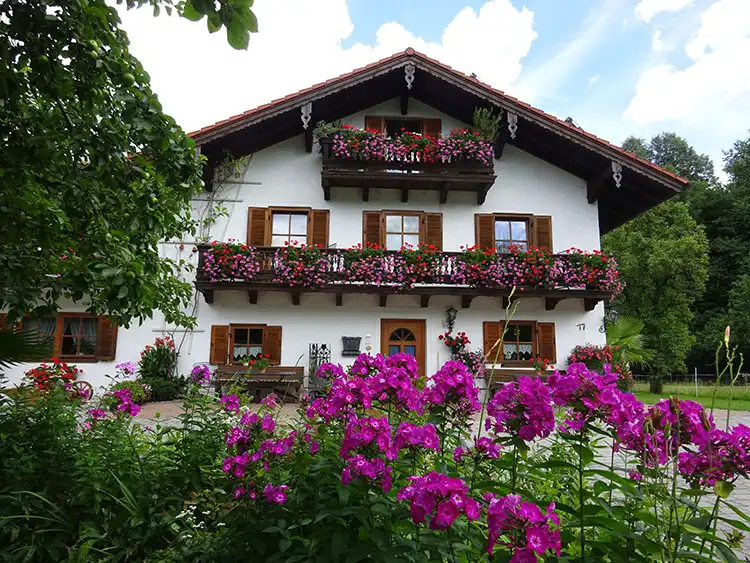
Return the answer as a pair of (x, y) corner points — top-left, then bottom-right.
(318, 126), (496, 204)
(194, 242), (621, 310)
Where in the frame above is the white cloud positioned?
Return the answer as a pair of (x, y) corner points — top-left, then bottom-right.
(588, 75), (599, 87)
(651, 29), (666, 51)
(635, 0), (692, 23)
(624, 0), (750, 126)
(116, 0), (537, 133)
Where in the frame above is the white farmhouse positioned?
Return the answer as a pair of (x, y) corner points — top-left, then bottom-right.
(2, 49), (686, 393)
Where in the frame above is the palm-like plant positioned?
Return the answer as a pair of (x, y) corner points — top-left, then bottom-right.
(0, 329), (53, 370)
(606, 316), (654, 372)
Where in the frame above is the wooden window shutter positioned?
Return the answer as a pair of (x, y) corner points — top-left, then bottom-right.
(308, 209), (330, 248)
(265, 326), (283, 365)
(422, 118), (442, 139)
(483, 321), (505, 362)
(247, 207), (270, 247)
(364, 116), (385, 133)
(95, 317), (118, 361)
(362, 211), (384, 247)
(210, 325), (230, 365)
(532, 216), (553, 252)
(536, 322), (557, 364)
(421, 213), (443, 251)
(475, 214), (495, 250)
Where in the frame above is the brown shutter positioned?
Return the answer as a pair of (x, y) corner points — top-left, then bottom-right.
(533, 216), (553, 252)
(537, 322), (556, 364)
(422, 118), (442, 138)
(362, 211), (384, 248)
(96, 317), (118, 361)
(308, 209), (330, 248)
(265, 326), (282, 365)
(247, 207), (270, 247)
(421, 213), (443, 251)
(475, 214), (495, 249)
(364, 116), (385, 133)
(483, 321), (505, 362)
(210, 325), (230, 365)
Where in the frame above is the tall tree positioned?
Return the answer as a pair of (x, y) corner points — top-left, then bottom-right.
(0, 0), (257, 329)
(621, 133), (716, 184)
(603, 201), (709, 392)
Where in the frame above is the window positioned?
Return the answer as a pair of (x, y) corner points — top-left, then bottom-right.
(15, 314), (117, 362)
(385, 213), (421, 250)
(385, 118), (422, 137)
(271, 212), (308, 247)
(502, 322), (535, 361)
(494, 218), (529, 253)
(231, 325), (264, 362)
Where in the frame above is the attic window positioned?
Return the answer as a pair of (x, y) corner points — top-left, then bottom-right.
(385, 118), (422, 137)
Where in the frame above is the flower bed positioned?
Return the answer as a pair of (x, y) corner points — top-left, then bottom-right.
(325, 125), (494, 166)
(201, 239), (261, 282)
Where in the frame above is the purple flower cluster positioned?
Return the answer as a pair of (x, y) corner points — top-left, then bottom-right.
(454, 437), (501, 463)
(272, 242), (330, 288)
(261, 392), (279, 409)
(425, 361), (481, 415)
(115, 361), (136, 376)
(220, 393), (240, 414)
(392, 422), (440, 455)
(190, 364), (211, 384)
(111, 388), (140, 417)
(201, 240), (261, 282)
(339, 416), (394, 491)
(547, 363), (621, 432)
(263, 483), (289, 504)
(486, 377), (555, 441)
(341, 455), (393, 492)
(485, 493), (561, 560)
(83, 407), (107, 429)
(397, 472), (480, 530)
(679, 424), (750, 486)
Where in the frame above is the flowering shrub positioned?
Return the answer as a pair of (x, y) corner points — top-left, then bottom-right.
(528, 356), (551, 371)
(439, 328), (487, 377)
(201, 239), (261, 282)
(567, 343), (630, 390)
(139, 335), (176, 379)
(107, 379), (152, 406)
(327, 124), (494, 166)
(190, 363), (211, 384)
(24, 359), (81, 391)
(272, 241), (329, 288)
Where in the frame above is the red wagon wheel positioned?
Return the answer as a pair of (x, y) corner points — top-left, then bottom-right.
(71, 380), (94, 403)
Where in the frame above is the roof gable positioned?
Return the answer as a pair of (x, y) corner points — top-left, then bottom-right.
(191, 48), (686, 233)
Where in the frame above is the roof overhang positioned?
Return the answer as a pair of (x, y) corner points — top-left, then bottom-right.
(190, 49), (687, 234)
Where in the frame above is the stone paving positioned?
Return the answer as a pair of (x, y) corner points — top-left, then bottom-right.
(135, 401), (750, 556)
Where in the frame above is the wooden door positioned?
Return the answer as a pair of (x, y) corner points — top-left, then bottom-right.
(380, 319), (426, 377)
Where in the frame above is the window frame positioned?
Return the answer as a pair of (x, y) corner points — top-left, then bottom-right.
(492, 213), (532, 253)
(229, 323), (267, 364)
(269, 207), (311, 248)
(501, 321), (537, 365)
(57, 313), (99, 360)
(383, 211), (422, 250)
(384, 117), (424, 137)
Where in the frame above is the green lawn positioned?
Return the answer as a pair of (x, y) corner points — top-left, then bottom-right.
(633, 382), (750, 412)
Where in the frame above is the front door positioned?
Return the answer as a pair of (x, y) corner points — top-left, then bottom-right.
(380, 319), (426, 377)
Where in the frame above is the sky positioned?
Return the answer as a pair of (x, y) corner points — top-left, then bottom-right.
(117, 0), (750, 177)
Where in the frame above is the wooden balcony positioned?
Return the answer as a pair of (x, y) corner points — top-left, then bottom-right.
(194, 245), (615, 310)
(319, 138), (496, 204)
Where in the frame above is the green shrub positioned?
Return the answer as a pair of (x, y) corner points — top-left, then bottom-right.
(139, 335), (177, 379)
(107, 379), (152, 406)
(143, 375), (185, 401)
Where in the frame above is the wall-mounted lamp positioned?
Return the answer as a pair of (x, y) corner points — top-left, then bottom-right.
(445, 306), (458, 331)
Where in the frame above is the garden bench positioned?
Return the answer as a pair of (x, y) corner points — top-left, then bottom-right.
(214, 366), (304, 403)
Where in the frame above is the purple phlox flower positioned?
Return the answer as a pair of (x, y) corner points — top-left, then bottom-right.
(115, 361), (137, 376)
(397, 472), (479, 530)
(678, 424), (750, 486)
(391, 422), (439, 457)
(109, 388), (140, 417)
(261, 414), (276, 433)
(87, 407), (106, 421)
(261, 392), (279, 409)
(486, 377), (555, 441)
(485, 493), (561, 558)
(341, 454), (393, 492)
(190, 364), (211, 384)
(426, 361), (480, 415)
(220, 393), (241, 414)
(547, 363), (620, 432)
(263, 483), (289, 504)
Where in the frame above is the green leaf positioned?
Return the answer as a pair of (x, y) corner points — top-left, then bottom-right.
(182, 2), (204, 22)
(278, 539), (291, 552)
(714, 480), (735, 498)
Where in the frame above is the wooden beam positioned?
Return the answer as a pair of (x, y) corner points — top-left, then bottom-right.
(335, 292), (343, 306)
(304, 127), (314, 153)
(379, 294), (388, 307)
(461, 295), (474, 309)
(545, 297), (561, 311)
(400, 87), (410, 115)
(420, 295), (430, 308)
(439, 184), (449, 204)
(362, 186), (370, 202)
(401, 187), (409, 203)
(587, 164), (611, 204)
(494, 130), (509, 160)
(202, 289), (214, 304)
(477, 186), (489, 205)
(323, 184), (331, 201)
(247, 290), (258, 304)
(202, 159), (216, 192)
(291, 291), (301, 306)
(584, 298), (598, 311)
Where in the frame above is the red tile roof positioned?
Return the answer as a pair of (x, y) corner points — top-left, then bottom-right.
(188, 48), (687, 185)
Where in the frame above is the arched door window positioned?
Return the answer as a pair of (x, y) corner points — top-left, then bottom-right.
(380, 319), (426, 377)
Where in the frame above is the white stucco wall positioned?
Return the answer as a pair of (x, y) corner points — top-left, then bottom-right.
(2, 98), (606, 392)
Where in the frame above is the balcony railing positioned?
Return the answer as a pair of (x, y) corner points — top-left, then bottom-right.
(319, 138), (496, 204)
(194, 243), (620, 310)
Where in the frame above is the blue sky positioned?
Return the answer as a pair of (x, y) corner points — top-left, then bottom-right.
(119, 0), (750, 178)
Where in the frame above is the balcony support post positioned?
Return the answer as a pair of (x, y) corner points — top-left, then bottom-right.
(439, 183), (449, 204)
(379, 294), (388, 307)
(247, 290), (258, 304)
(362, 186), (370, 202)
(335, 292), (343, 306)
(401, 187), (409, 203)
(291, 291), (301, 306)
(420, 295), (430, 308)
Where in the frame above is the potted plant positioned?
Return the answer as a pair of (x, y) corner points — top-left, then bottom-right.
(529, 357), (551, 375)
(245, 353), (271, 374)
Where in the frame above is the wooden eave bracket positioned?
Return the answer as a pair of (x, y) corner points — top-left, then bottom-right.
(247, 290), (258, 304)
(379, 294), (388, 307)
(545, 297), (562, 311)
(420, 295), (430, 308)
(584, 298), (598, 311)
(201, 288), (214, 304)
(461, 295), (474, 309)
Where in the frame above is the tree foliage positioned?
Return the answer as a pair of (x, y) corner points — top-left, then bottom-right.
(603, 201), (709, 382)
(0, 0), (257, 328)
(622, 133), (716, 184)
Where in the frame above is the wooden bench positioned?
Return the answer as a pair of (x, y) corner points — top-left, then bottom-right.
(214, 366), (304, 403)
